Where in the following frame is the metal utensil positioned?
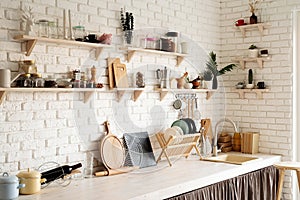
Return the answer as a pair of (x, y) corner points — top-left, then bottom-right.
(194, 97), (201, 120)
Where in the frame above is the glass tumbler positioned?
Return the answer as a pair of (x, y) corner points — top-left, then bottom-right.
(38, 20), (49, 38)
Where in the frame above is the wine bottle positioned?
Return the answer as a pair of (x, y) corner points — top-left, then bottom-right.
(41, 163), (82, 184)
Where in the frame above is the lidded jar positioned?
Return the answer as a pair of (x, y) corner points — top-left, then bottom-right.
(17, 168), (46, 195)
(165, 31), (178, 52)
(73, 25), (85, 41)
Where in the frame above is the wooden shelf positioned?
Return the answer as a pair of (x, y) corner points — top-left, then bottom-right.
(120, 47), (187, 67)
(0, 87), (106, 104)
(113, 88), (145, 102)
(233, 88), (269, 99)
(232, 56), (271, 69)
(13, 35), (112, 59)
(154, 88), (215, 101)
(236, 23), (271, 37)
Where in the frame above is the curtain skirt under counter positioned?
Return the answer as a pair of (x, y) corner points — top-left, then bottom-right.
(166, 166), (278, 200)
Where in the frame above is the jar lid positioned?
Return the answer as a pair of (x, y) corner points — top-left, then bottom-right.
(166, 32), (178, 37)
(17, 168), (41, 179)
(0, 172), (18, 184)
(73, 25), (85, 30)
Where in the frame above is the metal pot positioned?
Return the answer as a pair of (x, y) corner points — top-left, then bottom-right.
(17, 169), (46, 195)
(0, 172), (25, 200)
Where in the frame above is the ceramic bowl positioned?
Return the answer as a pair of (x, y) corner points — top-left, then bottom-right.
(246, 84), (254, 89)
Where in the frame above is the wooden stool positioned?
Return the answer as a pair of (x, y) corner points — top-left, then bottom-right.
(273, 162), (300, 200)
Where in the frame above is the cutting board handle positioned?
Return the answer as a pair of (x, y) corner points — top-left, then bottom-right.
(103, 121), (111, 135)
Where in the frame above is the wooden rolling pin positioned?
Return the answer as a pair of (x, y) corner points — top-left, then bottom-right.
(95, 166), (139, 177)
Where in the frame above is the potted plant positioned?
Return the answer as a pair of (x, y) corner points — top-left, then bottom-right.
(246, 69), (254, 89)
(206, 51), (237, 89)
(248, 44), (259, 58)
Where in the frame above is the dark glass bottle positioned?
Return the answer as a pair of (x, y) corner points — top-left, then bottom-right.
(41, 163), (82, 184)
(250, 13), (257, 24)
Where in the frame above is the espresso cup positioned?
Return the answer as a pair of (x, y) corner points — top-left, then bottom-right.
(257, 81), (265, 89)
(235, 19), (245, 26)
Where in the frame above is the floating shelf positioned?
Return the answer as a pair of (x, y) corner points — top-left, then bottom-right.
(233, 88), (269, 99)
(120, 47), (187, 67)
(236, 23), (271, 37)
(0, 87), (106, 104)
(13, 35), (112, 59)
(232, 56), (271, 69)
(113, 88), (145, 102)
(154, 88), (215, 101)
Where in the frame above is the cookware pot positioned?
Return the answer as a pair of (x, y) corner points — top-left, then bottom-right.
(17, 168), (46, 195)
(0, 172), (25, 200)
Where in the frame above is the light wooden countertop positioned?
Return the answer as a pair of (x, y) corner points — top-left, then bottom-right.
(19, 153), (281, 200)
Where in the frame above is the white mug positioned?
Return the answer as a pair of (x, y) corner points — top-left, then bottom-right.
(0, 69), (11, 88)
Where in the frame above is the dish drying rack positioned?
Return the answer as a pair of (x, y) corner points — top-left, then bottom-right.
(155, 132), (200, 166)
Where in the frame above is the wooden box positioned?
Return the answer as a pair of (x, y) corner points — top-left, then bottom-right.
(241, 132), (259, 154)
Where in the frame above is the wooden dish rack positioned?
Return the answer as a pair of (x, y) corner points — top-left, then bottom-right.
(155, 132), (201, 166)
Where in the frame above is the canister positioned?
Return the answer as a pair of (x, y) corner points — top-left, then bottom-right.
(0, 69), (11, 88)
(17, 169), (46, 195)
(0, 172), (24, 200)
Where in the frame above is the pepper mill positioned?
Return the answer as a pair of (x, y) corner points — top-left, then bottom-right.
(91, 66), (96, 83)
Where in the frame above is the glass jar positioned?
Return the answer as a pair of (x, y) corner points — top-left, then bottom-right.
(165, 32), (178, 52)
(23, 74), (32, 87)
(73, 26), (85, 41)
(48, 21), (58, 39)
(136, 72), (145, 88)
(145, 37), (160, 50)
(38, 20), (49, 38)
(32, 74), (44, 88)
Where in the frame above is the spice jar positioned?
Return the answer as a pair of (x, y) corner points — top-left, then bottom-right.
(33, 74), (44, 88)
(23, 74), (32, 87)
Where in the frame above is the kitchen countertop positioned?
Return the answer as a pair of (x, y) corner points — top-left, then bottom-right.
(18, 153), (281, 200)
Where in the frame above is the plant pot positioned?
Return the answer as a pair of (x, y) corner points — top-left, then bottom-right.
(248, 49), (259, 58)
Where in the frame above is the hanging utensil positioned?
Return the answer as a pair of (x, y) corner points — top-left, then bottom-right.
(194, 97), (201, 120)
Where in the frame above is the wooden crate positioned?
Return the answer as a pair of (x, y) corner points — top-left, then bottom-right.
(241, 132), (259, 154)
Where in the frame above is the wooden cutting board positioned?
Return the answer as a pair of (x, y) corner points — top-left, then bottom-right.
(107, 58), (119, 89)
(201, 119), (213, 140)
(113, 61), (128, 88)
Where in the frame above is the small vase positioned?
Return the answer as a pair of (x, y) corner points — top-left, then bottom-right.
(250, 13), (257, 24)
(212, 76), (218, 89)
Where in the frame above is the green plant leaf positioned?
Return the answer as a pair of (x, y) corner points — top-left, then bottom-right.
(218, 64), (237, 75)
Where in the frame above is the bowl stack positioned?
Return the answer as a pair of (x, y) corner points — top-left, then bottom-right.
(217, 132), (232, 152)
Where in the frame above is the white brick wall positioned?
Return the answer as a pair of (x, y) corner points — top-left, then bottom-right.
(221, 0), (300, 199)
(0, 0), (299, 199)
